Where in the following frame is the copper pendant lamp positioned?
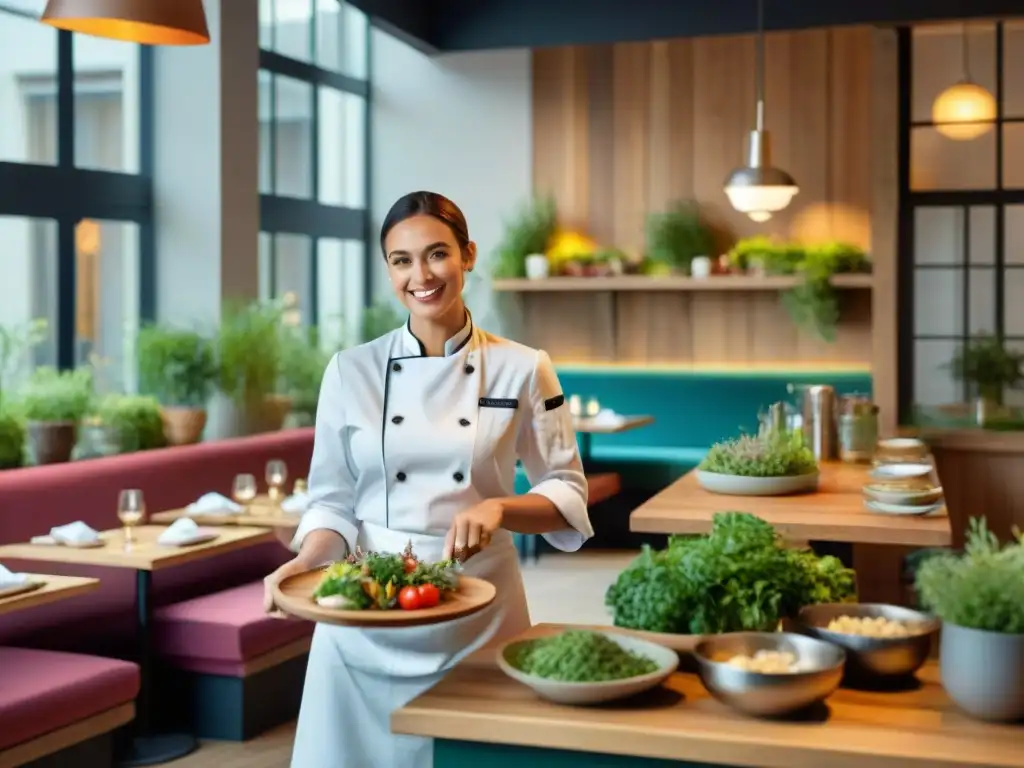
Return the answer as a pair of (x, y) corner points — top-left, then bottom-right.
(41, 0), (210, 46)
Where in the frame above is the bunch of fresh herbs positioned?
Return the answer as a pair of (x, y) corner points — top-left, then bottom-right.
(699, 429), (818, 478)
(605, 512), (856, 634)
(915, 517), (1024, 634)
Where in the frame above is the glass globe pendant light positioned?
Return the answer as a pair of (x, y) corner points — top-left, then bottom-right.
(723, 0), (798, 223)
(41, 0), (210, 46)
(932, 23), (996, 141)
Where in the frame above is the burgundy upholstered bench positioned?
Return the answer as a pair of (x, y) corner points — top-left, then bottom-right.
(152, 579), (313, 740)
(0, 647), (140, 768)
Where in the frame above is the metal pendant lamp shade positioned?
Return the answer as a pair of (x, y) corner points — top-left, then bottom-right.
(723, 0), (798, 222)
(41, 0), (210, 46)
(931, 24), (995, 141)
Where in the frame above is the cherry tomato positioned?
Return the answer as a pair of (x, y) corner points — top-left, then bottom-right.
(403, 557), (418, 574)
(416, 583), (440, 608)
(398, 585), (422, 610)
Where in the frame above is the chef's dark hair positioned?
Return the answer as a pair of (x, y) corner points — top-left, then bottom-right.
(379, 191), (471, 256)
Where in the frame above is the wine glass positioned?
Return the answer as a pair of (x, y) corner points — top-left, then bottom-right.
(117, 489), (146, 545)
(265, 460), (288, 502)
(292, 478), (308, 495)
(232, 473), (258, 508)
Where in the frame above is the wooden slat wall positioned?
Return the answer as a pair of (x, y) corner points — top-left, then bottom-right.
(522, 26), (897, 375)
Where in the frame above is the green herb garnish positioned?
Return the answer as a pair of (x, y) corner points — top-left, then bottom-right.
(605, 512), (857, 635)
(509, 630), (658, 682)
(699, 429), (817, 478)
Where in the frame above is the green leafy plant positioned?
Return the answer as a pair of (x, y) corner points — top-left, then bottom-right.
(19, 366), (93, 423)
(360, 300), (404, 343)
(216, 301), (284, 405)
(136, 325), (218, 408)
(699, 429), (818, 477)
(279, 326), (334, 417)
(492, 195), (558, 278)
(0, 404), (25, 469)
(0, 318), (48, 408)
(88, 393), (167, 453)
(915, 517), (1024, 634)
(644, 200), (714, 273)
(946, 334), (1024, 405)
(605, 512), (857, 634)
(726, 237), (872, 342)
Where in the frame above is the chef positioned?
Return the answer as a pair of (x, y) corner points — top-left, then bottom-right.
(263, 191), (593, 768)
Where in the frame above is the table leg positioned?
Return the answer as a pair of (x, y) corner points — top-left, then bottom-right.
(117, 570), (197, 767)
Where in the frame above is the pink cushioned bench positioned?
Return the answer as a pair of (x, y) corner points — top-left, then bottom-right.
(152, 580), (313, 740)
(0, 647), (140, 767)
(0, 429), (313, 657)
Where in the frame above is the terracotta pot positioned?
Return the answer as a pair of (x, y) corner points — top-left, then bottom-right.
(161, 406), (208, 446)
(27, 421), (77, 465)
(252, 394), (292, 433)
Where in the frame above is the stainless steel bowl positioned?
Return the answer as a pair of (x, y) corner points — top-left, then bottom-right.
(797, 603), (939, 680)
(693, 632), (845, 717)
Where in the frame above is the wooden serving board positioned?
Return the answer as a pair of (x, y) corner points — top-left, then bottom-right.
(273, 569), (497, 628)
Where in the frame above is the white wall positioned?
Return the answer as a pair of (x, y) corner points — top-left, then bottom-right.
(369, 28), (532, 332)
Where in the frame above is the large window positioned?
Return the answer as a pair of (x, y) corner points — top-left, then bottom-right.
(258, 0), (369, 347)
(0, 2), (151, 393)
(899, 21), (1024, 416)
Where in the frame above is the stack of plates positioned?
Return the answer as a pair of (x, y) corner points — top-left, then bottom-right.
(863, 461), (945, 516)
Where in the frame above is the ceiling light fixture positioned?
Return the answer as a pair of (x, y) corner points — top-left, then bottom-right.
(932, 22), (996, 141)
(41, 0), (210, 46)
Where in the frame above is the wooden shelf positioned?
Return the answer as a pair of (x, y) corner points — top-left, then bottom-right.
(491, 274), (874, 292)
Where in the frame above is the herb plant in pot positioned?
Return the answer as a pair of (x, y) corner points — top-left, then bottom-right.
(946, 334), (1024, 426)
(279, 326), (332, 428)
(86, 394), (167, 456)
(0, 403), (25, 469)
(697, 429), (819, 496)
(136, 325), (217, 445)
(18, 366), (93, 465)
(915, 517), (1024, 722)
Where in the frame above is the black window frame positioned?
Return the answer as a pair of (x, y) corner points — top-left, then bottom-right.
(897, 21), (1024, 421)
(258, 0), (373, 325)
(0, 3), (154, 371)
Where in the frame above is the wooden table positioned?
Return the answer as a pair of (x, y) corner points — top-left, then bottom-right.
(0, 573), (99, 617)
(392, 623), (1023, 768)
(0, 524), (273, 765)
(150, 498), (302, 530)
(629, 462), (952, 548)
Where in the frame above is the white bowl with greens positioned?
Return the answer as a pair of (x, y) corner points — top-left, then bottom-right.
(497, 629), (678, 705)
(696, 430), (819, 496)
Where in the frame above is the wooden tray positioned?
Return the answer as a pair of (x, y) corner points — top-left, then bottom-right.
(0, 579), (45, 600)
(273, 569), (497, 627)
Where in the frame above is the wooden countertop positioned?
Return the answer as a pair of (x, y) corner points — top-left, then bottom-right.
(392, 624), (1023, 768)
(628, 463), (952, 547)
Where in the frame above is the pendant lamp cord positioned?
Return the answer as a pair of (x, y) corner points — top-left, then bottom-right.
(755, 0), (766, 131)
(961, 21), (972, 83)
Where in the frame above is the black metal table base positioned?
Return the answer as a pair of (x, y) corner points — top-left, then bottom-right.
(118, 733), (198, 767)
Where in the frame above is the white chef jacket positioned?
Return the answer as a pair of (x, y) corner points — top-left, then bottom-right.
(287, 312), (592, 768)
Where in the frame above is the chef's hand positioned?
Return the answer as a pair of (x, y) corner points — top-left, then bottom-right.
(263, 557), (309, 618)
(443, 500), (503, 562)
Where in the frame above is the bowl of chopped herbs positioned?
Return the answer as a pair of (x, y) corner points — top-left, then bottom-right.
(697, 429), (819, 496)
(497, 629), (679, 705)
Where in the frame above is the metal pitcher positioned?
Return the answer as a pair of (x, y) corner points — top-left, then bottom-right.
(801, 385), (838, 461)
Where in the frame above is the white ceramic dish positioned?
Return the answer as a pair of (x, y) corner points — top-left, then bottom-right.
(876, 438), (926, 451)
(868, 463), (933, 482)
(696, 470), (819, 496)
(159, 529), (220, 547)
(863, 484), (944, 506)
(497, 631), (679, 706)
(864, 499), (945, 517)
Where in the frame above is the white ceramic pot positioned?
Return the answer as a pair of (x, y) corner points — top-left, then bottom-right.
(525, 253), (550, 280)
(690, 255), (712, 279)
(940, 622), (1024, 722)
(695, 470), (820, 496)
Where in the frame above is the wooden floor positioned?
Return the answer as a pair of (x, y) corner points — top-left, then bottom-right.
(166, 550), (635, 767)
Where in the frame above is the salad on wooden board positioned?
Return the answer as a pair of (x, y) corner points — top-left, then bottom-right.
(605, 511), (857, 635)
(313, 542), (462, 611)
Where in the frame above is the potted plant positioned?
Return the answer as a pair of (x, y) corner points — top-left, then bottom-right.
(644, 200), (714, 275)
(696, 428), (820, 496)
(492, 195), (557, 279)
(83, 394), (166, 456)
(0, 403), (25, 470)
(946, 334), (1024, 425)
(212, 300), (288, 438)
(915, 517), (1024, 722)
(136, 324), (217, 445)
(18, 366), (93, 464)
(359, 301), (404, 343)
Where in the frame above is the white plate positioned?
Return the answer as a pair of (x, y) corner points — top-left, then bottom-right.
(158, 529), (220, 547)
(868, 463), (933, 481)
(864, 499), (945, 517)
(696, 470), (819, 496)
(497, 631), (679, 706)
(863, 485), (944, 506)
(876, 438), (925, 451)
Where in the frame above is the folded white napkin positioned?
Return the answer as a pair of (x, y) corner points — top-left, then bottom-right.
(158, 517), (201, 545)
(0, 563), (28, 588)
(49, 521), (101, 545)
(588, 408), (626, 428)
(280, 491), (310, 515)
(186, 492), (242, 516)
